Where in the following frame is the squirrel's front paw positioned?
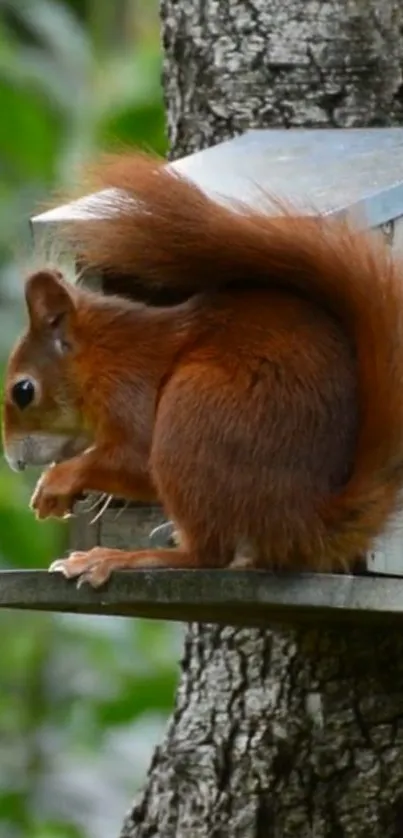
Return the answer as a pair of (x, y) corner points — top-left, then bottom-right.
(30, 463), (82, 520)
(49, 548), (116, 588)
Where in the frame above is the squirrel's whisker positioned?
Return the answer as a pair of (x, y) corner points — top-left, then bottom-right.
(90, 494), (113, 525)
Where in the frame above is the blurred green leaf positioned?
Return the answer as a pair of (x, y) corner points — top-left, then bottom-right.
(31, 820), (84, 838)
(0, 81), (60, 182)
(0, 1), (174, 837)
(1, 0), (91, 73)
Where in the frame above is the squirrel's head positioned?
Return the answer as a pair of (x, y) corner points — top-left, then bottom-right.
(2, 269), (91, 472)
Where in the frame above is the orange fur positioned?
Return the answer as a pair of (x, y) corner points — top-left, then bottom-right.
(3, 152), (403, 586)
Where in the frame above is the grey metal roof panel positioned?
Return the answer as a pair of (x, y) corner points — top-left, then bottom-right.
(31, 128), (403, 230)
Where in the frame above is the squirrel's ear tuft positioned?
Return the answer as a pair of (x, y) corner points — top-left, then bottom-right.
(25, 270), (76, 331)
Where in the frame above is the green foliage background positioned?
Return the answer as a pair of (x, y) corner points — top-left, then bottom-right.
(0, 2), (180, 836)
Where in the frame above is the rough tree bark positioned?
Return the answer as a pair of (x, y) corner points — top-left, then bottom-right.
(120, 1), (403, 836)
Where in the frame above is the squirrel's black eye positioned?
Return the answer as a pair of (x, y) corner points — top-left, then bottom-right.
(11, 379), (36, 410)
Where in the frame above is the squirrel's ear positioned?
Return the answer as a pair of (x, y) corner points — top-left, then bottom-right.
(25, 270), (76, 331)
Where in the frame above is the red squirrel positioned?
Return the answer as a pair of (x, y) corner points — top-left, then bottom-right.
(3, 152), (403, 587)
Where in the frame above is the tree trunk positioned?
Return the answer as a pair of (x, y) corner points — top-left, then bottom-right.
(120, 1), (403, 836)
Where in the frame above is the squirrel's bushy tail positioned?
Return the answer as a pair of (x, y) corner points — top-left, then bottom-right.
(64, 153), (403, 560)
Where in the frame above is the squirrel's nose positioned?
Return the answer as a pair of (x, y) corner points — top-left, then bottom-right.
(3, 448), (26, 473)
(7, 456), (26, 473)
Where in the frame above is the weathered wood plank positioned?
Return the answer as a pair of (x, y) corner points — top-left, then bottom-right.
(69, 503), (169, 552)
(1, 569), (403, 627)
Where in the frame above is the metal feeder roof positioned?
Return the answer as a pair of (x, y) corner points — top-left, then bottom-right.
(31, 127), (403, 229)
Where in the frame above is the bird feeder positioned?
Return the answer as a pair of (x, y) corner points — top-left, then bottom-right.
(4, 126), (403, 627)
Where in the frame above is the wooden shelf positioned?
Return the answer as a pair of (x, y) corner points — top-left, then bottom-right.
(1, 569), (403, 627)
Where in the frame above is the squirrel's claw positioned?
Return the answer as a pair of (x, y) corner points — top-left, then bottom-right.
(49, 549), (116, 588)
